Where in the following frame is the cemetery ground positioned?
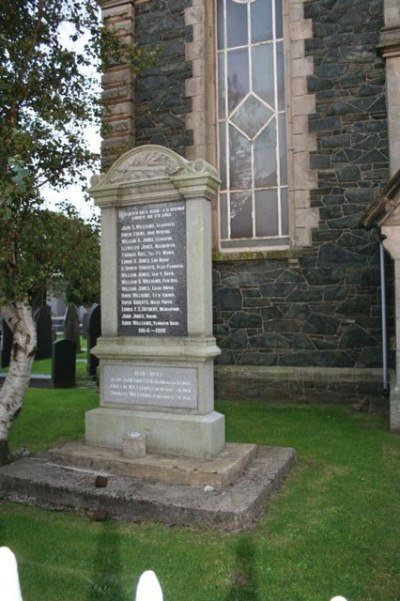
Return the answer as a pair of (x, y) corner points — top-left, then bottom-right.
(1, 390), (400, 601)
(0, 339), (88, 381)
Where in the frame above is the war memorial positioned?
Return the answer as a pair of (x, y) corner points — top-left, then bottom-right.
(0, 146), (295, 530)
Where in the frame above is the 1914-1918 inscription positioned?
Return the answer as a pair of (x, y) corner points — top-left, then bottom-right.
(118, 201), (187, 336)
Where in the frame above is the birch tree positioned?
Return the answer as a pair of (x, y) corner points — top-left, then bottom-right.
(0, 0), (152, 464)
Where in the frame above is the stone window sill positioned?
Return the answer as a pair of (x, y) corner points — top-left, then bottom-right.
(212, 248), (304, 262)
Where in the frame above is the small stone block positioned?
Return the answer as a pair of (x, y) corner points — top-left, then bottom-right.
(122, 432), (146, 459)
(95, 475), (108, 488)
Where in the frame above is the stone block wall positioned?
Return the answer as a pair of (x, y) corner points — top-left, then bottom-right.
(213, 243), (389, 369)
(212, 0), (392, 372)
(134, 0), (193, 156)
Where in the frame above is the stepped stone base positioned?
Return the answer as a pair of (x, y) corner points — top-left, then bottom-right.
(0, 443), (296, 531)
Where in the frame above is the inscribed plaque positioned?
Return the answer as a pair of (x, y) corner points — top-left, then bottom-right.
(103, 364), (198, 409)
(118, 201), (187, 336)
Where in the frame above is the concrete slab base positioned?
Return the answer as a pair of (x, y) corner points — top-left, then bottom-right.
(0, 444), (296, 531)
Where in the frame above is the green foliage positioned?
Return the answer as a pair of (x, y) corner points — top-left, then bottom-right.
(0, 206), (100, 305)
(0, 0), (154, 303)
(2, 399), (400, 601)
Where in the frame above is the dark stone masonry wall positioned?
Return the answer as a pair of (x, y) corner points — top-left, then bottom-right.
(135, 0), (193, 157)
(213, 0), (392, 370)
(213, 245), (389, 368)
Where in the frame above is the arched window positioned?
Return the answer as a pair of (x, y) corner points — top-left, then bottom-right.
(217, 0), (288, 249)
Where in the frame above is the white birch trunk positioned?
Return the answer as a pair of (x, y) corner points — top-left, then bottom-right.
(0, 300), (36, 464)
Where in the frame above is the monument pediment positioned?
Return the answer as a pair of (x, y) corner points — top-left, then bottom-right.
(90, 145), (219, 189)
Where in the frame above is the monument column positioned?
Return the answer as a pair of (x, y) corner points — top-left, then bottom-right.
(87, 145), (225, 459)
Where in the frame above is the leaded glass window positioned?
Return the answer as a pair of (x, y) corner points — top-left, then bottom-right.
(217, 0), (288, 249)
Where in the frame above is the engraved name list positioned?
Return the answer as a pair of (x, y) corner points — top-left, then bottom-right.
(118, 201), (187, 336)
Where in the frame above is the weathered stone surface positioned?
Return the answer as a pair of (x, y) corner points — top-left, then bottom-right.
(304, 313), (341, 335)
(214, 288), (242, 311)
(135, 0), (193, 157)
(339, 324), (379, 349)
(0, 444), (297, 531)
(229, 312), (262, 329)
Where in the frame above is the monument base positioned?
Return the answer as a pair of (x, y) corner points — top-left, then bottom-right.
(86, 407), (225, 459)
(0, 444), (296, 531)
(48, 441), (257, 487)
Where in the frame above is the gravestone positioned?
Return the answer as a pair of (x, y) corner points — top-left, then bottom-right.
(52, 339), (76, 388)
(81, 306), (90, 340)
(34, 305), (53, 360)
(1, 319), (13, 368)
(87, 145), (225, 459)
(87, 304), (101, 377)
(63, 303), (81, 353)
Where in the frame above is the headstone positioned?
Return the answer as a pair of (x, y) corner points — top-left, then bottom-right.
(34, 305), (53, 360)
(81, 308), (89, 340)
(63, 303), (81, 353)
(1, 320), (13, 368)
(87, 145), (225, 459)
(87, 304), (101, 377)
(51, 339), (76, 388)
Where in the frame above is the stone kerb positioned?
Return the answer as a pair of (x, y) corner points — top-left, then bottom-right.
(87, 145), (225, 459)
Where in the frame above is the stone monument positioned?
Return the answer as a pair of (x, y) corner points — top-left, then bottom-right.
(86, 145), (225, 459)
(0, 147), (296, 526)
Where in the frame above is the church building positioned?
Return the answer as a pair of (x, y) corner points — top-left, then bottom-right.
(98, 0), (400, 407)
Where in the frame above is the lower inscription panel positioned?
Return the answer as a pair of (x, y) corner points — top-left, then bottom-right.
(103, 364), (198, 409)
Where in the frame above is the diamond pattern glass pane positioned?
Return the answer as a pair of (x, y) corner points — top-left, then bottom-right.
(230, 94), (272, 140)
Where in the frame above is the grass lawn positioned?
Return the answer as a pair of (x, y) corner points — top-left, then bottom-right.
(1, 393), (400, 601)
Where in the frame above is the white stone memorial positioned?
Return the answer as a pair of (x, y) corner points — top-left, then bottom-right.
(86, 145), (225, 458)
